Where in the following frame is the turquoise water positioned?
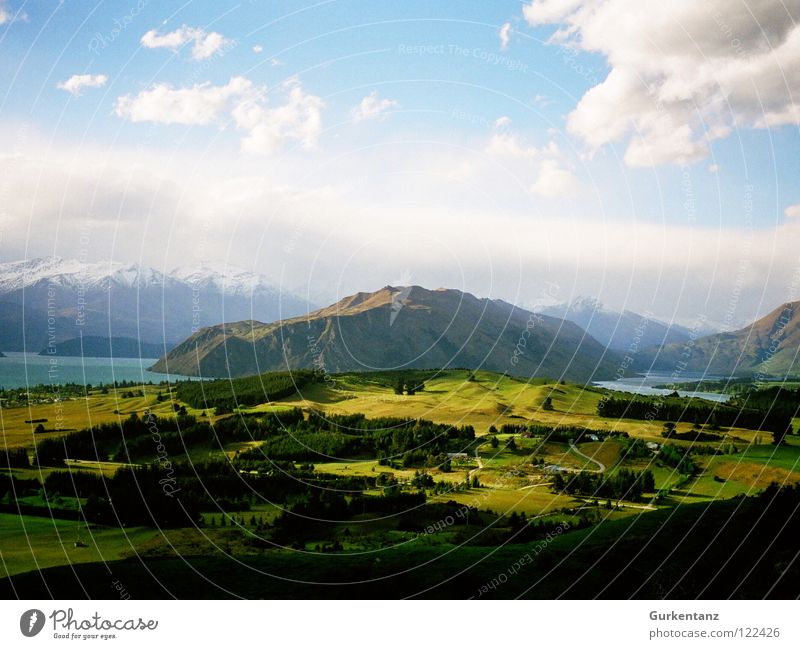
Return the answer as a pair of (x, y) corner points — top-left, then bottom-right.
(0, 352), (188, 388)
(594, 372), (732, 403)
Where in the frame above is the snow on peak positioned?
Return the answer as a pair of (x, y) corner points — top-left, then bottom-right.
(171, 262), (278, 296)
(0, 257), (120, 293)
(0, 256), (167, 292)
(568, 295), (606, 312)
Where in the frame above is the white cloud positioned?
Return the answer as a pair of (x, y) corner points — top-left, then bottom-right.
(57, 74), (108, 96)
(2, 129), (797, 329)
(141, 25), (231, 61)
(486, 132), (537, 159)
(233, 78), (324, 153)
(499, 22), (512, 50)
(351, 91), (398, 122)
(484, 119), (578, 196)
(252, 44), (263, 53)
(486, 117), (539, 158)
(785, 204), (800, 219)
(524, 0), (800, 167)
(523, 0), (581, 24)
(0, 1), (25, 24)
(115, 76), (324, 153)
(115, 77), (254, 125)
(531, 159), (579, 197)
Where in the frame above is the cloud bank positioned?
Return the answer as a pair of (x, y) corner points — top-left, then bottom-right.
(524, 0), (800, 167)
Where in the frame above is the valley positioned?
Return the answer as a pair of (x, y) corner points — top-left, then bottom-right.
(2, 366), (799, 598)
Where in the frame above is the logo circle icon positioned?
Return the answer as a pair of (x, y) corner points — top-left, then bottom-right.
(20, 609), (45, 637)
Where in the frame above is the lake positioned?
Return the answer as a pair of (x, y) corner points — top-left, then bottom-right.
(593, 372), (732, 403)
(0, 351), (195, 389)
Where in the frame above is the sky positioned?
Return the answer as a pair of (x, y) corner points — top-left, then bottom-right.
(1, 0), (799, 329)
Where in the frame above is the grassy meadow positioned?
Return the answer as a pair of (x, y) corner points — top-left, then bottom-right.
(2, 368), (800, 592)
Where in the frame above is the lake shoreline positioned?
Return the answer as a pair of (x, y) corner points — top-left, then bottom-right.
(0, 351), (197, 389)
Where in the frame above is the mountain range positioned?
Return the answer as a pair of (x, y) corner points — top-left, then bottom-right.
(3, 258), (799, 382)
(539, 297), (702, 352)
(0, 257), (310, 353)
(37, 336), (164, 359)
(151, 285), (621, 382)
(644, 301), (800, 377)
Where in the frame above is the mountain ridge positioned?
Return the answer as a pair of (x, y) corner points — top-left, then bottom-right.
(642, 300), (800, 376)
(0, 257), (311, 352)
(151, 285), (622, 382)
(540, 297), (703, 353)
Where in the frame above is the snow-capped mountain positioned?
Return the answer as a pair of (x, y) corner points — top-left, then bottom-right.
(540, 296), (704, 353)
(0, 257), (169, 293)
(171, 262), (283, 297)
(0, 257), (312, 353)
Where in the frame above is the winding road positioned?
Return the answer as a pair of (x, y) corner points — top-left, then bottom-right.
(569, 442), (605, 473)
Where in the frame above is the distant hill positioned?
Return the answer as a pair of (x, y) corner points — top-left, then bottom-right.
(540, 297), (698, 352)
(643, 301), (800, 376)
(0, 257), (311, 351)
(37, 336), (165, 359)
(151, 286), (621, 382)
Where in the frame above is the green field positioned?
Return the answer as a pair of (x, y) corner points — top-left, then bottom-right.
(0, 514), (158, 578)
(1, 368), (799, 594)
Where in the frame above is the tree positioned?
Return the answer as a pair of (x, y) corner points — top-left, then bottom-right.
(542, 396), (554, 411)
(490, 435), (499, 449)
(394, 379), (404, 395)
(505, 436), (517, 450)
(662, 422), (677, 438)
(34, 423), (46, 435)
(773, 424), (791, 446)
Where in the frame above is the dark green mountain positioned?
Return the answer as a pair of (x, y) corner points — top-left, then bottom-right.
(642, 301), (800, 376)
(38, 336), (165, 359)
(151, 286), (621, 382)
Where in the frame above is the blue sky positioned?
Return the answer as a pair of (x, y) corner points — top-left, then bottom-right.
(1, 0), (799, 326)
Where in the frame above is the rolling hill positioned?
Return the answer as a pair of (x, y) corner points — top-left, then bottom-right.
(151, 286), (621, 382)
(644, 301), (800, 376)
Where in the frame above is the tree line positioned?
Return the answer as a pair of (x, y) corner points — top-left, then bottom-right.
(597, 395), (792, 439)
(551, 468), (655, 502)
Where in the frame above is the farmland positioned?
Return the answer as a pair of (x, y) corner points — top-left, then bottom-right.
(1, 368), (799, 596)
